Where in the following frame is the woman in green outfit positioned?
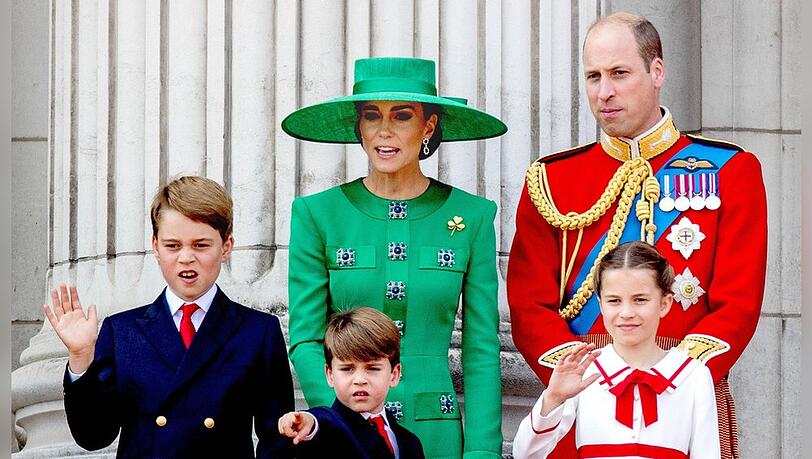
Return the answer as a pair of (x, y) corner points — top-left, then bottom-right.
(282, 57), (507, 458)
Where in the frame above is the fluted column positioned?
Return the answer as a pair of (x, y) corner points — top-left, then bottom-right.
(700, 1), (801, 457)
(10, 1), (799, 457)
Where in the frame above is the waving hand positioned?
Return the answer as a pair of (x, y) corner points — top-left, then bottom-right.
(43, 284), (99, 374)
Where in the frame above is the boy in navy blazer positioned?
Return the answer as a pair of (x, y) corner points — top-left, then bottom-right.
(278, 307), (424, 459)
(44, 176), (294, 458)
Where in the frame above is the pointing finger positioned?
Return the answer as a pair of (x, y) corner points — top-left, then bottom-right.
(294, 428), (309, 444)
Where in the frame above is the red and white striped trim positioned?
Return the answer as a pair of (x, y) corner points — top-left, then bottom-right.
(595, 359), (630, 387)
(529, 408), (561, 435)
(651, 356), (693, 390)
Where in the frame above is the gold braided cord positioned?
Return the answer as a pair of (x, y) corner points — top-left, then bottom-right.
(560, 226), (568, 304)
(638, 174), (660, 244)
(525, 157), (658, 320)
(558, 218), (585, 306)
(526, 159), (643, 230)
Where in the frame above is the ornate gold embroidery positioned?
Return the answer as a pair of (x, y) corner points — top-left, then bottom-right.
(677, 334), (730, 362)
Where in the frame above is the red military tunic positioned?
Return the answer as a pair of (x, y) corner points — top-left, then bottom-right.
(507, 108), (767, 458)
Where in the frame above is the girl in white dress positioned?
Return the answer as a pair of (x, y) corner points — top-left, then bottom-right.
(513, 241), (720, 459)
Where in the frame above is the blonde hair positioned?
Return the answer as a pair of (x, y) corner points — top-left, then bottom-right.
(324, 307), (400, 367)
(585, 12), (663, 72)
(150, 176), (233, 241)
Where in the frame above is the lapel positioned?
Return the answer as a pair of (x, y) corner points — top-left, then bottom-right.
(387, 410), (417, 457)
(167, 288), (243, 393)
(334, 400), (394, 459)
(136, 290), (187, 372)
(649, 347), (698, 393)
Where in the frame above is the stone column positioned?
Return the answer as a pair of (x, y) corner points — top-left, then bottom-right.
(699, 1), (802, 457)
(10, 0), (51, 451)
(10, 1), (800, 457)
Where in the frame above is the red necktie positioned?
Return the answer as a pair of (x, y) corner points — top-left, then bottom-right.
(608, 369), (671, 428)
(369, 415), (394, 454)
(179, 303), (199, 349)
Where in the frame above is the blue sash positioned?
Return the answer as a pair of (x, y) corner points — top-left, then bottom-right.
(566, 143), (738, 334)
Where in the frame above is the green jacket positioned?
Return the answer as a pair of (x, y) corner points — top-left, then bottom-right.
(288, 178), (502, 459)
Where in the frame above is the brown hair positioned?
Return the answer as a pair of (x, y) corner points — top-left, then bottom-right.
(324, 307), (401, 367)
(585, 12), (663, 72)
(594, 241), (674, 296)
(150, 176), (233, 241)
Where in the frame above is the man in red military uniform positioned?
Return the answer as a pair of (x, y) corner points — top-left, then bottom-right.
(507, 12), (766, 459)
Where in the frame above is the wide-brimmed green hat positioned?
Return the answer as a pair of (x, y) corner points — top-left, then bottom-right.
(281, 57), (507, 143)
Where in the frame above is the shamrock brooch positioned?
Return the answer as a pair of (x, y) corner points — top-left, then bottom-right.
(447, 216), (465, 236)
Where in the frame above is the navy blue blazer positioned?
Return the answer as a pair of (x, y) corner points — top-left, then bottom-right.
(295, 399), (424, 459)
(63, 287), (295, 458)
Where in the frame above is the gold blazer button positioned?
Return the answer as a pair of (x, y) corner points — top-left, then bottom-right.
(155, 416), (167, 427)
(204, 417), (215, 429)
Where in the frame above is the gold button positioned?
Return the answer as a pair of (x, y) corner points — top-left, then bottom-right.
(204, 417), (215, 429)
(155, 416), (167, 427)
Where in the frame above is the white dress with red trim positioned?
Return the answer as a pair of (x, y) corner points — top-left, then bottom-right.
(512, 345), (720, 459)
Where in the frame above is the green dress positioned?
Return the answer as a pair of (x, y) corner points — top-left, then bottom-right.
(288, 178), (502, 458)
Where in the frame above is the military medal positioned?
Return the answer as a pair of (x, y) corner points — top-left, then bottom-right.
(672, 267), (706, 310)
(658, 175), (675, 212)
(666, 217), (705, 259)
(705, 172), (721, 210)
(674, 174), (690, 211)
(689, 174), (705, 210)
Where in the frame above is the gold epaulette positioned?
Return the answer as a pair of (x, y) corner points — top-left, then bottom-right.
(534, 142), (597, 166)
(686, 133), (744, 152)
(677, 334), (731, 363)
(537, 341), (583, 369)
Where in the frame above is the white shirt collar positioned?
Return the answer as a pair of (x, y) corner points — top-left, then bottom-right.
(165, 284), (218, 316)
(360, 407), (391, 428)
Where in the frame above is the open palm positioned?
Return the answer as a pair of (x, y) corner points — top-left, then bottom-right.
(546, 343), (601, 403)
(43, 284), (99, 357)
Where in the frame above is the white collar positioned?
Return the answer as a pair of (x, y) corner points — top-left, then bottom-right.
(360, 407), (391, 428)
(165, 284), (218, 316)
(591, 344), (699, 393)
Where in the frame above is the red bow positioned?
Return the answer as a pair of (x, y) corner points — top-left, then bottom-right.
(608, 369), (671, 428)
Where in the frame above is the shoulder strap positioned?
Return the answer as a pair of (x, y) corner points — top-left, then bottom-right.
(685, 133), (744, 152)
(535, 141), (597, 165)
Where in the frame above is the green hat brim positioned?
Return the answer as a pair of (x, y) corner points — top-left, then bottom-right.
(281, 91), (507, 144)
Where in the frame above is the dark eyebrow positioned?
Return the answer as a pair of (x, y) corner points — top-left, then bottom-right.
(391, 104), (416, 111)
(360, 104), (380, 111)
